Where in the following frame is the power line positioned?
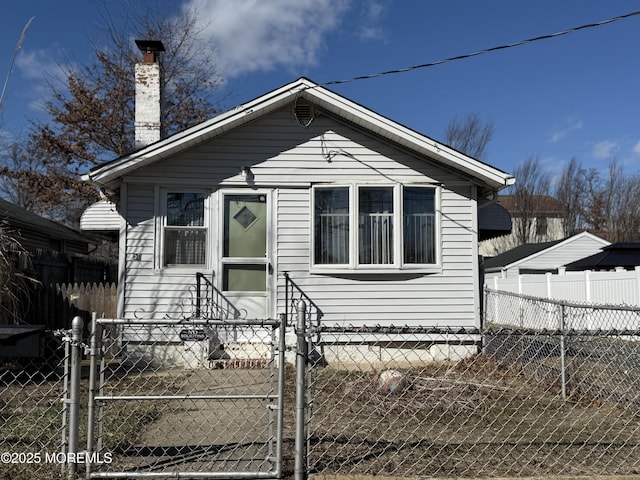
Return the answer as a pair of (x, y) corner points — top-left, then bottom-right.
(321, 10), (640, 87)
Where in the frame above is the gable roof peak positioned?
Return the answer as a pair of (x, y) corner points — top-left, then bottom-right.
(84, 77), (514, 194)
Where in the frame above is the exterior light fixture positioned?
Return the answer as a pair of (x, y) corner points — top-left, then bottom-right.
(240, 166), (252, 181)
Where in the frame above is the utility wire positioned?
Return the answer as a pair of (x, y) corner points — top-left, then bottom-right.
(321, 10), (640, 86)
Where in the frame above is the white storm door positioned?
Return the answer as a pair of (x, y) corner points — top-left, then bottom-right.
(220, 191), (272, 319)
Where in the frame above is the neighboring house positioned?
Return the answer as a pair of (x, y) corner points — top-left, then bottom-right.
(0, 197), (92, 257)
(479, 194), (565, 257)
(0, 198), (114, 285)
(564, 243), (640, 271)
(81, 47), (514, 343)
(0, 198), (117, 333)
(484, 231), (610, 279)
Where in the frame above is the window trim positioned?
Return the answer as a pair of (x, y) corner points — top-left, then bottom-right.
(156, 188), (211, 270)
(310, 183), (441, 274)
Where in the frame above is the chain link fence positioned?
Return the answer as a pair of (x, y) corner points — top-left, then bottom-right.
(0, 328), (69, 480)
(306, 289), (640, 477)
(0, 318), (292, 480)
(4, 288), (640, 479)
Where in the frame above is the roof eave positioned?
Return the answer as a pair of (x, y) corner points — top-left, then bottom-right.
(83, 79), (316, 191)
(298, 85), (514, 191)
(84, 77), (515, 193)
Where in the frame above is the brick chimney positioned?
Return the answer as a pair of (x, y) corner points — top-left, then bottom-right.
(134, 40), (165, 149)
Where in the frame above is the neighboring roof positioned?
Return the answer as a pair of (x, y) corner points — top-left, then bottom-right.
(497, 195), (565, 215)
(484, 240), (562, 270)
(484, 231), (610, 272)
(83, 77), (515, 194)
(564, 243), (640, 271)
(477, 201), (512, 241)
(0, 198), (92, 244)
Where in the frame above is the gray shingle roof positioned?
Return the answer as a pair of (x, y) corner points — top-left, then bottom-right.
(564, 243), (640, 271)
(484, 239), (564, 270)
(0, 198), (90, 244)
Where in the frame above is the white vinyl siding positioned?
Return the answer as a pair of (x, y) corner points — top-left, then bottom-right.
(120, 106), (480, 326)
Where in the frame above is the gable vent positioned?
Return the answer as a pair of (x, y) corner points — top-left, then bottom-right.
(293, 100), (315, 127)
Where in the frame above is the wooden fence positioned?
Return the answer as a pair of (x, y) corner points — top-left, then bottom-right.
(28, 248), (117, 285)
(22, 282), (117, 330)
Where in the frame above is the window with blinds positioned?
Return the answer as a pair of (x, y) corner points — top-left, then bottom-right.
(163, 192), (208, 267)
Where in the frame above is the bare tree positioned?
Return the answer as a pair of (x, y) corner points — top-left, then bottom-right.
(581, 168), (605, 237)
(583, 160), (640, 242)
(0, 139), (46, 210)
(4, 2), (223, 225)
(614, 176), (640, 241)
(509, 157), (552, 245)
(554, 157), (587, 237)
(604, 161), (640, 242)
(444, 113), (494, 160)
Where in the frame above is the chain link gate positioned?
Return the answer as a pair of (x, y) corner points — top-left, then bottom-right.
(85, 316), (287, 479)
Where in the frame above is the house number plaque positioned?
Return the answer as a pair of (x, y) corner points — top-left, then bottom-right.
(179, 329), (207, 341)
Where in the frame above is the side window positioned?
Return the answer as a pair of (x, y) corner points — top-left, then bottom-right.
(163, 192), (208, 267)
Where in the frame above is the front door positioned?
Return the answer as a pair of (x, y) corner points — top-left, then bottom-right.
(220, 191), (272, 320)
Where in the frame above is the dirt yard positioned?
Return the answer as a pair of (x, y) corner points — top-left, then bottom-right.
(4, 351), (640, 479)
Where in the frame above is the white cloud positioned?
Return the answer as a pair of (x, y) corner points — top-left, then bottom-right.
(357, 2), (387, 41)
(182, 0), (352, 78)
(15, 49), (51, 80)
(633, 140), (640, 155)
(15, 48), (70, 112)
(593, 140), (617, 160)
(550, 119), (583, 143)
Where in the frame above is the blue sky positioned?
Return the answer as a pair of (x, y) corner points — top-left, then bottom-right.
(1, 0), (639, 180)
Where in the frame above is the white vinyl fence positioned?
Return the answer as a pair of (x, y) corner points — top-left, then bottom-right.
(487, 267), (640, 307)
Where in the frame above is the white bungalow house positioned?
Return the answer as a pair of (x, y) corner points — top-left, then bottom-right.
(81, 45), (514, 365)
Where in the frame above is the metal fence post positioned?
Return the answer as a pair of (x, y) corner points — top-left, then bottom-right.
(60, 331), (71, 476)
(67, 316), (83, 479)
(275, 313), (287, 477)
(559, 304), (567, 400)
(295, 299), (308, 480)
(86, 312), (101, 478)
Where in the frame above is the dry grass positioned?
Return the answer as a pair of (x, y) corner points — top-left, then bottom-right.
(3, 351), (640, 479)
(0, 367), (174, 480)
(307, 354), (640, 477)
